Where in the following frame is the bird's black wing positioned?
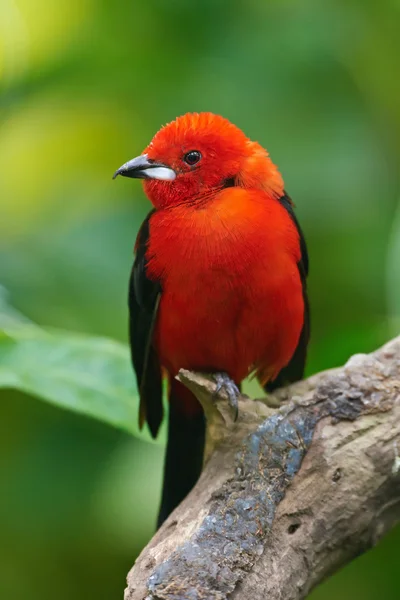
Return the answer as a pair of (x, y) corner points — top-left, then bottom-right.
(265, 192), (310, 392)
(128, 209), (163, 438)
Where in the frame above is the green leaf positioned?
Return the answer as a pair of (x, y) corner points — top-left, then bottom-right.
(0, 287), (162, 442)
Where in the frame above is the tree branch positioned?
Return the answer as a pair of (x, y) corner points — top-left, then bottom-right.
(125, 337), (400, 600)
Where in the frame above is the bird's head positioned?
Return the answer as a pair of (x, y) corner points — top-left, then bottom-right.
(113, 112), (284, 208)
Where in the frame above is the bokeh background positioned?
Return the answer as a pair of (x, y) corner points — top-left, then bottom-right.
(1, 0), (400, 598)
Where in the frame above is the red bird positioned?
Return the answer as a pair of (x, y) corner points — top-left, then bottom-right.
(113, 113), (309, 526)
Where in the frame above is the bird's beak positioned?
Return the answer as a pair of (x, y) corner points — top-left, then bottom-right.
(112, 154), (176, 181)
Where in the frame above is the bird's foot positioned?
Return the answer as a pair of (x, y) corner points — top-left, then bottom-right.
(213, 372), (240, 421)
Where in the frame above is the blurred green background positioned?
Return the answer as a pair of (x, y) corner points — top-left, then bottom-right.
(1, 0), (399, 598)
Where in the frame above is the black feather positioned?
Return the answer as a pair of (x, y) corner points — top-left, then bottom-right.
(157, 390), (205, 527)
(264, 192), (310, 392)
(128, 210), (163, 438)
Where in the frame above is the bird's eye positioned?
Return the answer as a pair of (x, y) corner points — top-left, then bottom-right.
(183, 150), (202, 166)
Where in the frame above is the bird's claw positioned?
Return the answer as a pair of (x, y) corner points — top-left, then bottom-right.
(212, 372), (240, 421)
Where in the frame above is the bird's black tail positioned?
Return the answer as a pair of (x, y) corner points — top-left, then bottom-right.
(157, 381), (205, 528)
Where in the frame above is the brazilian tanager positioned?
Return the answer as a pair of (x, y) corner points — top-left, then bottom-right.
(113, 112), (309, 526)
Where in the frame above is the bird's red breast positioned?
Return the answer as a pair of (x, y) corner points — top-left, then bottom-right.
(146, 185), (304, 388)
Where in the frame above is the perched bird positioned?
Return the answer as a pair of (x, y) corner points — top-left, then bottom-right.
(113, 113), (309, 527)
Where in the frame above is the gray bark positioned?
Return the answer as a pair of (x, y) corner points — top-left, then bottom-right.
(125, 337), (400, 600)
